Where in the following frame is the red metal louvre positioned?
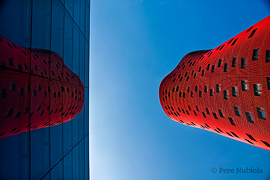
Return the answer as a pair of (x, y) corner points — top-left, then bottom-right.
(159, 16), (270, 151)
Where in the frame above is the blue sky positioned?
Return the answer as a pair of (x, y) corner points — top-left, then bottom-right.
(90, 1), (270, 179)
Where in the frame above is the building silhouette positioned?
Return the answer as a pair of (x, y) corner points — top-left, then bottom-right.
(160, 16), (270, 151)
(0, 0), (90, 179)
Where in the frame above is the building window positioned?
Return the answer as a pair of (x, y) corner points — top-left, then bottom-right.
(231, 131), (239, 138)
(253, 84), (261, 96)
(204, 86), (207, 93)
(248, 28), (257, 38)
(267, 77), (270, 90)
(195, 85), (198, 92)
(210, 89), (213, 96)
(187, 87), (190, 92)
(218, 59), (222, 67)
(218, 109), (224, 118)
(216, 84), (220, 93)
(206, 108), (210, 115)
(211, 65), (215, 72)
(193, 110), (197, 116)
(246, 133), (256, 141)
(228, 117), (236, 126)
(11, 83), (16, 92)
(252, 48), (259, 60)
(241, 58), (246, 68)
(196, 105), (199, 112)
(194, 73), (196, 79)
(213, 112), (218, 119)
(261, 140), (270, 147)
(179, 92), (182, 97)
(180, 77), (183, 81)
(257, 107), (266, 120)
(185, 72), (188, 77)
(241, 80), (248, 91)
(188, 105), (191, 111)
(202, 112), (206, 118)
(201, 70), (204, 76)
(231, 38), (238, 46)
(224, 90), (228, 100)
(191, 91), (193, 97)
(234, 106), (240, 116)
(266, 50), (270, 62)
(172, 87), (175, 92)
(207, 64), (210, 70)
(232, 87), (237, 97)
(245, 112), (254, 123)
(224, 63), (228, 72)
(176, 86), (179, 92)
(183, 92), (185, 98)
(199, 67), (201, 72)
(199, 91), (202, 97)
(232, 57), (237, 67)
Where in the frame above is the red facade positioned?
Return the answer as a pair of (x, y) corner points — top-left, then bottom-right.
(0, 36), (84, 139)
(159, 16), (270, 151)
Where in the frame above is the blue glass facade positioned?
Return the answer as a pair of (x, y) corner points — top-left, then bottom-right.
(0, 0), (90, 179)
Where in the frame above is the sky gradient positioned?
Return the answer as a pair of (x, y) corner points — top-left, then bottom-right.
(90, 1), (270, 179)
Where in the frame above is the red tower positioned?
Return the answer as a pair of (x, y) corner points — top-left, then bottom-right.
(0, 36), (84, 139)
(159, 16), (270, 151)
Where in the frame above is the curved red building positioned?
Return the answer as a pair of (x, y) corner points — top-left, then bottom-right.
(0, 36), (84, 139)
(159, 16), (270, 151)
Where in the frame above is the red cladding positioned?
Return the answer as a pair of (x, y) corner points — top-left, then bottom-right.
(159, 16), (270, 151)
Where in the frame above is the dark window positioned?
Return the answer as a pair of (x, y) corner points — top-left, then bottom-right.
(246, 133), (256, 141)
(176, 86), (179, 92)
(193, 111), (197, 116)
(202, 112), (206, 118)
(224, 63), (228, 72)
(168, 92), (170, 97)
(241, 58), (246, 68)
(183, 92), (185, 98)
(179, 92), (182, 97)
(245, 139), (254, 144)
(232, 57), (237, 67)
(218, 109), (224, 118)
(15, 112), (21, 119)
(47, 86), (51, 92)
(241, 80), (248, 91)
(248, 28), (257, 38)
(266, 50), (270, 62)
(17, 64), (22, 71)
(199, 67), (201, 72)
(216, 84), (220, 93)
(188, 105), (191, 111)
(211, 65), (215, 72)
(44, 91), (46, 97)
(51, 71), (55, 76)
(224, 90), (228, 100)
(218, 59), (222, 67)
(194, 73), (196, 79)
(20, 88), (23, 96)
(191, 70), (194, 75)
(180, 77), (183, 81)
(6, 109), (13, 117)
(199, 91), (202, 97)
(187, 87), (190, 92)
(216, 128), (223, 133)
(196, 105), (199, 112)
(38, 85), (41, 91)
(228, 117), (236, 126)
(232, 87), (237, 97)
(191, 91), (193, 97)
(226, 132), (233, 137)
(0, 89), (6, 98)
(33, 90), (36, 97)
(8, 58), (13, 67)
(261, 140), (270, 147)
(246, 112), (254, 123)
(246, 26), (253, 33)
(195, 86), (198, 92)
(204, 86), (207, 93)
(234, 106), (240, 116)
(172, 87), (175, 92)
(207, 64), (210, 70)
(253, 84), (261, 96)
(231, 131), (239, 138)
(206, 108), (210, 115)
(231, 38), (238, 46)
(186, 76), (189, 81)
(267, 77), (270, 90)
(24, 63), (28, 70)
(213, 112), (218, 119)
(182, 109), (185, 114)
(201, 70), (204, 76)
(186, 110), (190, 115)
(178, 107), (181, 112)
(257, 107), (266, 119)
(185, 72), (188, 77)
(210, 89), (213, 96)
(252, 48), (259, 60)
(53, 92), (56, 98)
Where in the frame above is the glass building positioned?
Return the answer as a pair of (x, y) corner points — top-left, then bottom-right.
(0, 0), (90, 179)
